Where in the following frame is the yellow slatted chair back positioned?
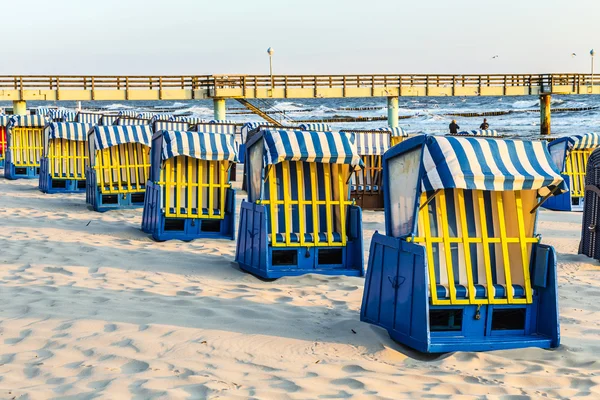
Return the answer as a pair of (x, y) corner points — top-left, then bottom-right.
(564, 148), (592, 198)
(12, 127), (44, 167)
(352, 154), (383, 194)
(409, 188), (538, 306)
(261, 161), (353, 247)
(95, 143), (150, 194)
(158, 155), (231, 219)
(48, 138), (88, 179)
(0, 127), (6, 161)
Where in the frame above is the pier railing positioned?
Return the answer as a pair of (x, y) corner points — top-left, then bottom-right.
(0, 74), (598, 100)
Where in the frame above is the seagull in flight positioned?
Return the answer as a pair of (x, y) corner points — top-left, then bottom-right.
(572, 53), (577, 57)
(491, 55), (499, 59)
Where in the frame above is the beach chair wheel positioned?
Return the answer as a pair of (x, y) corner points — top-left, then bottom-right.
(475, 305), (481, 320)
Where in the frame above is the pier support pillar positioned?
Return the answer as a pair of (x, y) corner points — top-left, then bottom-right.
(213, 98), (226, 121)
(540, 94), (551, 135)
(13, 100), (26, 115)
(387, 96), (398, 128)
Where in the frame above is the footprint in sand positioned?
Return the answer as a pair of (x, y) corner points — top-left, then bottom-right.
(121, 360), (149, 374)
(43, 267), (73, 276)
(104, 324), (117, 333)
(5, 329), (32, 345)
(330, 378), (365, 390)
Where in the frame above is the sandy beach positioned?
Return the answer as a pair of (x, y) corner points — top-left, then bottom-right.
(0, 175), (599, 399)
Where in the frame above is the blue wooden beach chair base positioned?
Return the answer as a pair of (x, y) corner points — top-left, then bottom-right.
(142, 182), (236, 241)
(361, 233), (560, 353)
(39, 158), (85, 194)
(4, 163), (39, 180)
(235, 201), (365, 279)
(0, 159), (5, 169)
(86, 168), (145, 212)
(543, 174), (583, 211)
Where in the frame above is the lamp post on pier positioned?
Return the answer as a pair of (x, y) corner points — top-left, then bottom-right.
(267, 47), (274, 78)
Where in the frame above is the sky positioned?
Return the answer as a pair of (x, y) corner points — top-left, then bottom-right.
(0, 0), (598, 75)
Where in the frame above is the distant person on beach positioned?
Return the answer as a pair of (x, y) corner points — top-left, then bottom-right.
(449, 120), (460, 134)
(480, 118), (489, 130)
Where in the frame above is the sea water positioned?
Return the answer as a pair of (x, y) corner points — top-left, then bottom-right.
(3, 94), (599, 138)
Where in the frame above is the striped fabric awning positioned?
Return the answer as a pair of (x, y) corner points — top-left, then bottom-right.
(49, 109), (77, 122)
(100, 115), (119, 125)
(196, 122), (236, 134)
(118, 110), (139, 117)
(136, 112), (157, 119)
(150, 114), (173, 122)
(161, 131), (239, 162)
(378, 126), (408, 137)
(569, 133), (600, 150)
(353, 132), (391, 155)
(456, 129), (499, 137)
(241, 121), (272, 131)
(7, 115), (49, 129)
(210, 119), (236, 124)
(35, 107), (53, 117)
(170, 116), (208, 124)
(76, 113), (103, 124)
(298, 123), (331, 132)
(262, 129), (364, 170)
(153, 121), (190, 132)
(47, 122), (92, 141)
(116, 117), (150, 126)
(420, 135), (566, 195)
(0, 114), (11, 127)
(92, 125), (153, 150)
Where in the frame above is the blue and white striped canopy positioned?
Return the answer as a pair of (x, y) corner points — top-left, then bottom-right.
(298, 123), (331, 132)
(378, 126), (408, 137)
(196, 122), (236, 134)
(169, 116), (208, 124)
(136, 112), (154, 119)
(210, 119), (236, 124)
(568, 133), (600, 150)
(241, 121), (272, 131)
(161, 131), (239, 162)
(47, 122), (92, 141)
(100, 115), (119, 125)
(92, 125), (153, 151)
(150, 114), (173, 122)
(118, 110), (139, 117)
(262, 130), (363, 170)
(7, 115), (48, 129)
(420, 135), (566, 195)
(0, 114), (11, 127)
(153, 121), (190, 132)
(353, 132), (391, 156)
(456, 129), (499, 137)
(48, 109), (77, 122)
(35, 107), (53, 117)
(116, 117), (150, 126)
(76, 113), (103, 124)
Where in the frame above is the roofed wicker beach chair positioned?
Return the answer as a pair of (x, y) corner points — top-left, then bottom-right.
(86, 125), (153, 211)
(0, 114), (10, 168)
(236, 128), (365, 279)
(340, 127), (408, 210)
(545, 133), (600, 211)
(75, 112), (103, 125)
(578, 147), (600, 259)
(142, 130), (238, 241)
(361, 134), (565, 353)
(39, 122), (91, 193)
(4, 115), (49, 179)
